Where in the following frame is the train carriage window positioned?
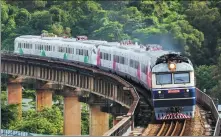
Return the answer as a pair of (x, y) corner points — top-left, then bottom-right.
(156, 73), (172, 85)
(119, 56), (122, 64)
(130, 60), (133, 67)
(135, 61), (139, 69)
(100, 52), (102, 59)
(116, 55), (117, 62)
(103, 53), (106, 60)
(122, 57), (125, 64)
(120, 56), (124, 64)
(105, 53), (108, 60)
(103, 53), (105, 59)
(142, 64), (147, 73)
(108, 54), (111, 61)
(79, 49), (83, 55)
(76, 49), (79, 55)
(84, 50), (88, 56)
(174, 73), (190, 84)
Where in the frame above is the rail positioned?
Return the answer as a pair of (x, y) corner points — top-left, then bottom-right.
(196, 88), (221, 136)
(103, 76), (140, 136)
(103, 116), (131, 136)
(1, 52), (140, 136)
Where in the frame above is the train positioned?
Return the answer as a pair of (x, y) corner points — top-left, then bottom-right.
(13, 34), (196, 120)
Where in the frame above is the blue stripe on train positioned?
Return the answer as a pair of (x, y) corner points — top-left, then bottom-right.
(152, 87), (196, 99)
(153, 98), (196, 107)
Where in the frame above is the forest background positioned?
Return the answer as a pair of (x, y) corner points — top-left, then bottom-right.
(1, 0), (221, 135)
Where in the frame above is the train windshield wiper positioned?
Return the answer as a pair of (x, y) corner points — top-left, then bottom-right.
(175, 78), (186, 84)
(176, 78), (184, 81)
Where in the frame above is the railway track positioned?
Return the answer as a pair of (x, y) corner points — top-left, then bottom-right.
(157, 120), (186, 136)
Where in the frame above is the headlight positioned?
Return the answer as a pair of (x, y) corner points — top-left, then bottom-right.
(168, 62), (176, 71)
(158, 91), (161, 94)
(186, 89), (189, 92)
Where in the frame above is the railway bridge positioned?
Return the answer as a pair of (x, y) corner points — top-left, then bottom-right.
(1, 52), (221, 136)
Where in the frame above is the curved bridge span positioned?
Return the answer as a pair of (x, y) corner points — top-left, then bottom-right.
(1, 52), (139, 136)
(1, 53), (220, 136)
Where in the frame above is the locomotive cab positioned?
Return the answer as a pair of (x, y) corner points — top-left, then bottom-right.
(151, 53), (196, 120)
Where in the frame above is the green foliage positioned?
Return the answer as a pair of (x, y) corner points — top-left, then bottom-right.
(1, 91), (19, 129)
(195, 65), (217, 91)
(210, 54), (221, 103)
(109, 115), (113, 128)
(22, 90), (35, 100)
(52, 94), (63, 111)
(185, 1), (221, 65)
(81, 103), (89, 135)
(9, 106), (63, 135)
(1, 0), (221, 106)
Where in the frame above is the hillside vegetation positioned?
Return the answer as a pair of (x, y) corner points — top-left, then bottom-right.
(1, 1), (221, 100)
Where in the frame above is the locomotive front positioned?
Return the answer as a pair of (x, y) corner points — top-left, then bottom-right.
(151, 53), (196, 120)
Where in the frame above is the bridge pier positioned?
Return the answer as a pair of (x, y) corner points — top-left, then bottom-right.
(63, 95), (81, 135)
(7, 77), (23, 119)
(36, 82), (53, 111)
(89, 105), (109, 136)
(61, 87), (81, 135)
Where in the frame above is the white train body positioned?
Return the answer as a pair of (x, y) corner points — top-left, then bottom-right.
(14, 35), (196, 120)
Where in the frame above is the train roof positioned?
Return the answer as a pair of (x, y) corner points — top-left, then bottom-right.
(15, 35), (107, 45)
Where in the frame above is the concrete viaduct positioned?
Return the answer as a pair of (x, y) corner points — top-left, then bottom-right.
(1, 53), (139, 136)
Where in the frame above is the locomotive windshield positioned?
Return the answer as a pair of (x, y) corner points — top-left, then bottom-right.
(156, 72), (190, 85)
(174, 73), (190, 84)
(156, 73), (172, 85)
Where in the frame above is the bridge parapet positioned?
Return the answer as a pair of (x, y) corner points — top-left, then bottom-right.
(196, 88), (221, 136)
(1, 53), (139, 136)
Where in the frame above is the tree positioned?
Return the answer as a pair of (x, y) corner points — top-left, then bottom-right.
(14, 8), (31, 26)
(195, 65), (217, 91)
(30, 10), (52, 32)
(49, 23), (64, 36)
(92, 21), (130, 41)
(9, 106), (63, 135)
(1, 91), (19, 129)
(184, 1), (221, 65)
